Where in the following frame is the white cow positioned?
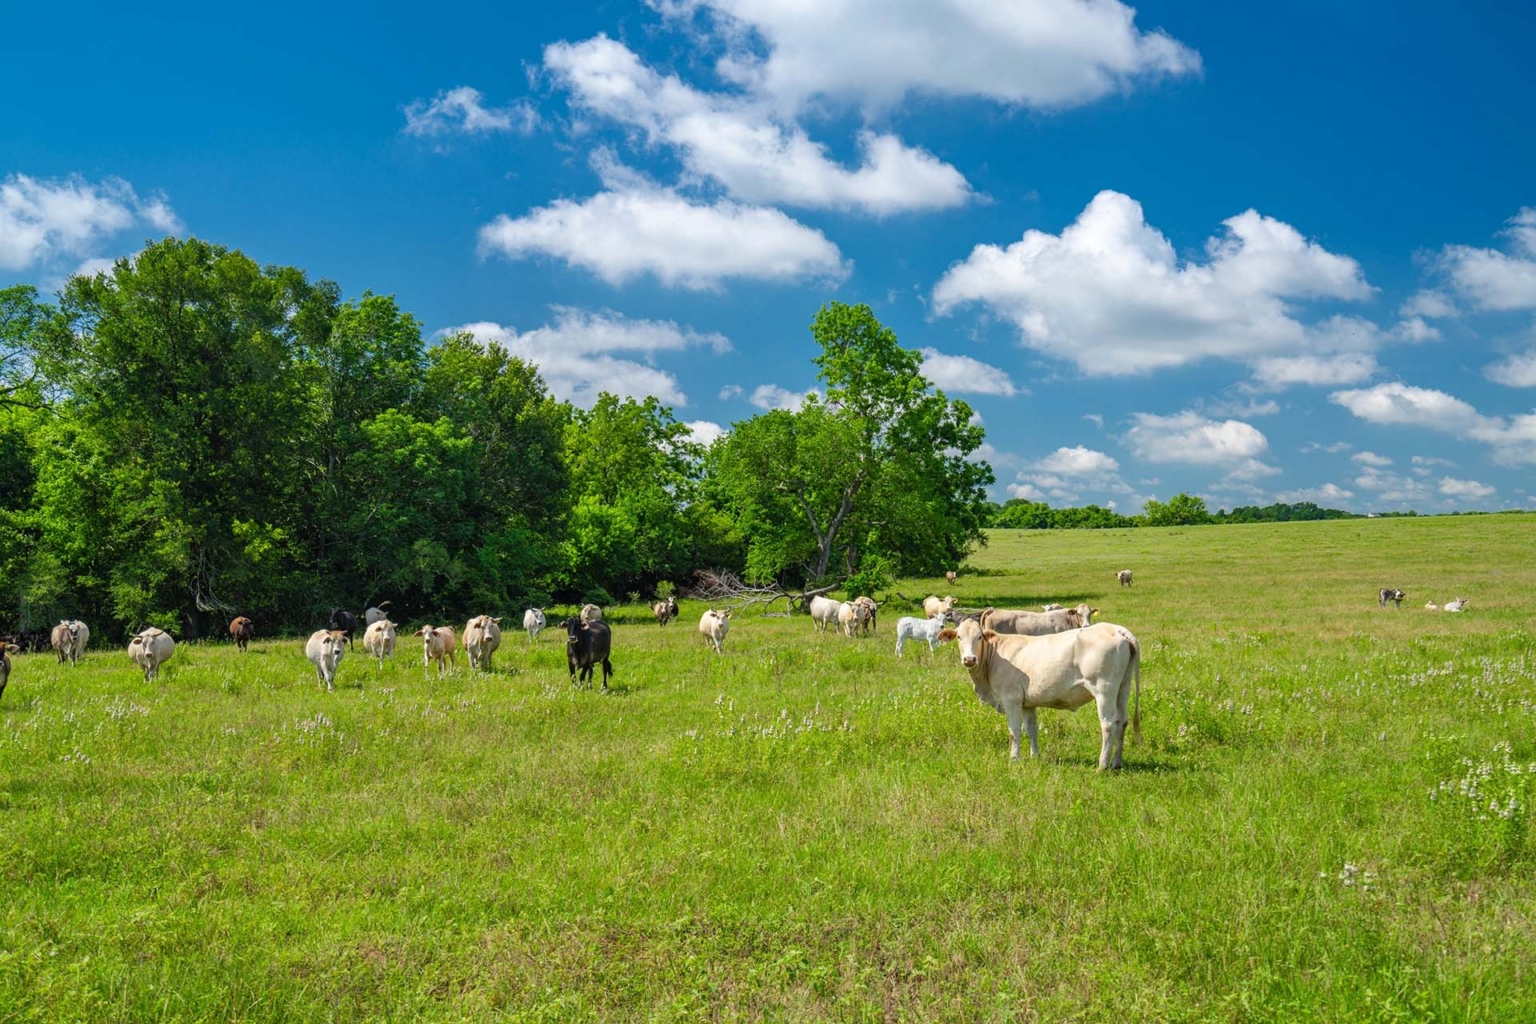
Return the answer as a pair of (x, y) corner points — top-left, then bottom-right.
(414, 624), (457, 676)
(1042, 603), (1064, 611)
(523, 607), (546, 642)
(808, 595), (841, 634)
(464, 615), (503, 670)
(1424, 601), (1439, 612)
(305, 629), (347, 691)
(362, 619), (397, 666)
(1445, 598), (1468, 613)
(580, 603), (603, 623)
(895, 614), (950, 657)
(1117, 570), (1134, 587)
(980, 604), (1096, 636)
(51, 619), (89, 666)
(938, 616), (1142, 768)
(837, 601), (869, 638)
(699, 608), (732, 654)
(922, 595), (957, 620)
(127, 627), (175, 682)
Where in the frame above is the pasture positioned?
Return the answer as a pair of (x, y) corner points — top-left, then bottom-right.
(2, 514), (1535, 1022)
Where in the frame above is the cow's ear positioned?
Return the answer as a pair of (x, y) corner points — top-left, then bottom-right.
(982, 630), (1000, 643)
(936, 629), (957, 641)
(1090, 608), (1099, 619)
(492, 617), (502, 623)
(413, 628), (425, 636)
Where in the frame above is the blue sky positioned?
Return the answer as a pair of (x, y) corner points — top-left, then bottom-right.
(4, 0), (1536, 513)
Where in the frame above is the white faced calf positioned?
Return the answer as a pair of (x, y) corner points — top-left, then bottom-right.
(415, 625), (457, 676)
(305, 629), (347, 691)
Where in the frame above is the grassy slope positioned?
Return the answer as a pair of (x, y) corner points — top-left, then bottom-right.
(2, 515), (1534, 1022)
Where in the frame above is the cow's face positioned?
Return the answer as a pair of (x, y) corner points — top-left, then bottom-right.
(942, 617), (990, 667)
(563, 617), (585, 644)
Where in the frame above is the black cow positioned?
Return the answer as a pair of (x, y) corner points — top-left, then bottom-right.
(0, 640), (17, 701)
(562, 615), (613, 691)
(329, 608), (359, 637)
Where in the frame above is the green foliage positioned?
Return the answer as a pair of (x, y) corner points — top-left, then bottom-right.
(1142, 491), (1213, 527)
(712, 302), (991, 586)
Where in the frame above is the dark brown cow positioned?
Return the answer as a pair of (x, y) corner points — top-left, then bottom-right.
(563, 615), (613, 690)
(0, 641), (18, 701)
(229, 616), (254, 652)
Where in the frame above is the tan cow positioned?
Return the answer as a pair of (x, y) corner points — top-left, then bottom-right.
(305, 629), (348, 690)
(699, 608), (732, 654)
(653, 595), (679, 626)
(852, 595), (879, 635)
(837, 601), (869, 638)
(580, 603), (603, 623)
(51, 619), (89, 666)
(1116, 569), (1134, 587)
(128, 627), (175, 682)
(922, 595), (957, 620)
(464, 615), (503, 670)
(980, 604), (1096, 636)
(414, 624), (457, 676)
(229, 616), (254, 652)
(938, 616), (1141, 768)
(362, 619), (397, 667)
(945, 570), (958, 585)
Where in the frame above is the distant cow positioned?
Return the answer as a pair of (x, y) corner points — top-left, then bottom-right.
(922, 595), (957, 620)
(808, 595), (840, 633)
(852, 595), (879, 635)
(1444, 598), (1468, 613)
(653, 595), (679, 626)
(945, 570), (958, 585)
(895, 614), (950, 657)
(562, 616), (613, 690)
(523, 608), (546, 642)
(699, 608), (732, 654)
(329, 608), (359, 637)
(580, 603), (603, 624)
(362, 619), (396, 666)
(1042, 603), (1064, 611)
(1424, 601), (1439, 611)
(51, 620), (89, 666)
(837, 600), (869, 638)
(414, 624), (457, 677)
(128, 627), (175, 682)
(464, 615), (503, 671)
(938, 616), (1141, 768)
(305, 629), (347, 690)
(229, 616), (254, 652)
(980, 604), (1096, 636)
(364, 602), (392, 627)
(1116, 570), (1134, 587)
(1378, 588), (1405, 609)
(0, 641), (18, 701)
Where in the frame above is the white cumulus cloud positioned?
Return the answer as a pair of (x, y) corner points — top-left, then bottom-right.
(685, 420), (727, 446)
(444, 307), (729, 407)
(749, 383), (820, 411)
(1431, 208), (1536, 312)
(1438, 476), (1495, 499)
(1351, 451), (1393, 467)
(404, 86), (538, 137)
(0, 173), (182, 271)
(1122, 411), (1275, 479)
(478, 156), (847, 290)
(932, 190), (1375, 377)
(919, 348), (1019, 396)
(1330, 381), (1536, 465)
(1485, 348), (1536, 388)
(1009, 445), (1129, 504)
(657, 0), (1200, 113)
(544, 36), (970, 215)
(1273, 483), (1355, 504)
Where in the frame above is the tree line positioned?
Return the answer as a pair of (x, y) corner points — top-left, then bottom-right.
(0, 238), (992, 640)
(987, 495), (1365, 530)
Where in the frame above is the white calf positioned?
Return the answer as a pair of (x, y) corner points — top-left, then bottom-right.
(895, 614), (950, 657)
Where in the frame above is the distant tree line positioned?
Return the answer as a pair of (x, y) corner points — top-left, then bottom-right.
(987, 494), (1369, 530)
(0, 238), (991, 639)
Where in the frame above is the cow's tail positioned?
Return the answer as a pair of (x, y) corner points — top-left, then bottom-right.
(1130, 636), (1142, 745)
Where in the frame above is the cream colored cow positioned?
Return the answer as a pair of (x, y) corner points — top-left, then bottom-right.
(362, 619), (397, 667)
(128, 627), (175, 682)
(464, 615), (503, 670)
(698, 608), (732, 654)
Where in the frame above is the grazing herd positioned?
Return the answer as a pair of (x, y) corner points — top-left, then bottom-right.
(0, 566), (1485, 770)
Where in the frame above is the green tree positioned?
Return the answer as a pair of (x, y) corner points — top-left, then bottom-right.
(1142, 492), (1212, 527)
(710, 302), (992, 584)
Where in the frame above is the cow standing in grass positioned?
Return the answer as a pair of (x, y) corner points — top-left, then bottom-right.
(523, 608), (546, 642)
(128, 628), (175, 682)
(653, 595), (679, 626)
(465, 615), (503, 671)
(363, 619), (397, 666)
(1379, 588), (1405, 609)
(415, 625), (457, 677)
(939, 616), (1141, 768)
(699, 609), (731, 654)
(0, 641), (17, 702)
(51, 620), (89, 665)
(306, 629), (347, 691)
(229, 616), (254, 652)
(563, 616), (612, 690)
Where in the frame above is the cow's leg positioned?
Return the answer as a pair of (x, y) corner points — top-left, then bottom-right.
(1092, 687), (1121, 770)
(1004, 702), (1025, 760)
(1022, 708), (1040, 758)
(601, 659), (612, 690)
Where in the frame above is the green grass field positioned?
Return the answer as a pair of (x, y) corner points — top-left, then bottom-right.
(3, 515), (1535, 1022)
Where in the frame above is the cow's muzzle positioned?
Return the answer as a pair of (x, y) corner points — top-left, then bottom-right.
(961, 655), (977, 667)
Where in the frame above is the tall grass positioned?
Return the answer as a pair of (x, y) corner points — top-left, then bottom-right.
(2, 514), (1534, 1021)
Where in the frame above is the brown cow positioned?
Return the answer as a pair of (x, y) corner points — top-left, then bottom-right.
(0, 641), (18, 701)
(229, 616), (254, 652)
